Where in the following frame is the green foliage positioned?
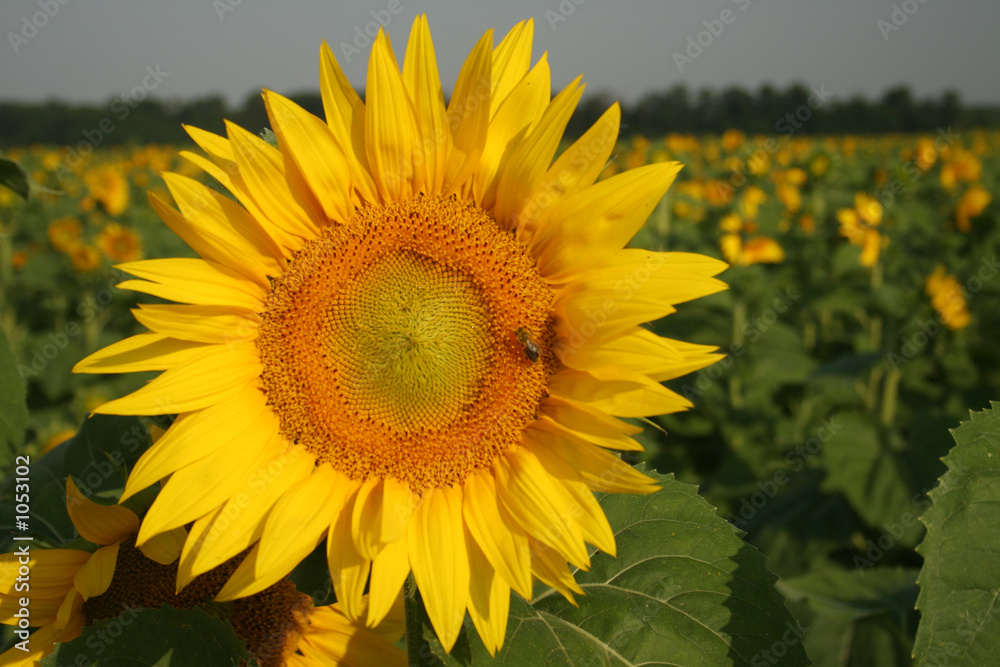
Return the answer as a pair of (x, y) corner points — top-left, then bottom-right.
(419, 469), (809, 666)
(0, 414), (153, 552)
(913, 402), (1000, 665)
(0, 327), (28, 468)
(40, 607), (252, 667)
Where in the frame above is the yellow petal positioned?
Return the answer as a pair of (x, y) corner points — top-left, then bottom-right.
(114, 257), (266, 311)
(0, 612), (84, 665)
(136, 410), (278, 542)
(529, 538), (583, 604)
(299, 605), (407, 667)
(522, 432), (616, 556)
(178, 446), (314, 587)
(327, 481), (369, 621)
(319, 40), (378, 204)
(547, 367), (693, 417)
(73, 333), (211, 374)
(73, 544), (117, 600)
(494, 447), (589, 569)
(264, 90), (353, 223)
(366, 30), (420, 202)
(465, 528), (510, 656)
(217, 464), (345, 600)
(402, 15), (450, 194)
(531, 162), (683, 283)
(515, 102), (620, 242)
(443, 30), (493, 195)
(474, 55), (550, 211)
(92, 342), (261, 416)
(407, 485), (469, 653)
(66, 477), (138, 545)
(380, 477), (415, 546)
(120, 387), (269, 502)
(366, 537), (410, 629)
(0, 550), (87, 599)
(493, 75), (583, 228)
(138, 526), (186, 565)
(131, 304), (260, 346)
(462, 471), (532, 598)
(351, 477), (383, 561)
(178, 148), (303, 255)
(532, 418), (659, 496)
(490, 19), (534, 117)
(225, 120), (324, 238)
(539, 395), (644, 451)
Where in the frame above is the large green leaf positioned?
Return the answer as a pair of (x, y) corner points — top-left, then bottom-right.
(40, 606), (252, 666)
(422, 468), (810, 665)
(913, 402), (1000, 665)
(0, 327), (28, 469)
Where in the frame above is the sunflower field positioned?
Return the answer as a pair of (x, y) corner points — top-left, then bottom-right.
(2, 78), (999, 666)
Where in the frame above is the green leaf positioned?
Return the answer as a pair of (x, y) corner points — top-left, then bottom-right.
(0, 414), (157, 551)
(424, 468), (810, 666)
(913, 402), (1000, 665)
(820, 412), (924, 548)
(0, 157), (29, 200)
(0, 327), (28, 469)
(40, 606), (252, 666)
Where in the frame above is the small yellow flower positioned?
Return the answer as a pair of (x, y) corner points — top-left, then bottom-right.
(721, 129), (746, 153)
(954, 185), (991, 232)
(0, 478), (406, 666)
(95, 222), (143, 262)
(925, 266), (971, 330)
(47, 217), (83, 253)
(69, 245), (102, 272)
(837, 193), (885, 267)
(719, 213), (784, 266)
(11, 250), (29, 271)
(84, 164), (131, 216)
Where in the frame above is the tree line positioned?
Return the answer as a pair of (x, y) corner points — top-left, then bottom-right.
(2, 83), (997, 149)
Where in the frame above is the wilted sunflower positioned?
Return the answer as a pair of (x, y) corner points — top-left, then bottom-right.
(0, 478), (405, 666)
(73, 16), (726, 653)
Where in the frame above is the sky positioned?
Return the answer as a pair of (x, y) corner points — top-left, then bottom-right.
(1, 0), (997, 111)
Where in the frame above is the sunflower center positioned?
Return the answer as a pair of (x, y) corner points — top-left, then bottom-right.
(258, 195), (555, 492)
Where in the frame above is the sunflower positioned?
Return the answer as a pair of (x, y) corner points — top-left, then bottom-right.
(73, 16), (726, 653)
(95, 222), (143, 262)
(925, 266), (971, 330)
(0, 478), (405, 666)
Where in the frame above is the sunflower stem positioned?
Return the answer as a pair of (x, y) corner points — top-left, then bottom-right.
(404, 574), (434, 666)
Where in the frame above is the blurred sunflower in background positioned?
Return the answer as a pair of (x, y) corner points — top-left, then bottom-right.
(0, 478), (405, 667)
(74, 16), (726, 653)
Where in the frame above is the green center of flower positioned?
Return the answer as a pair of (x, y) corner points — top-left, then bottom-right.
(327, 249), (491, 431)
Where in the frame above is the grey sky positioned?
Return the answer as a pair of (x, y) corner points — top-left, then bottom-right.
(2, 0), (997, 111)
